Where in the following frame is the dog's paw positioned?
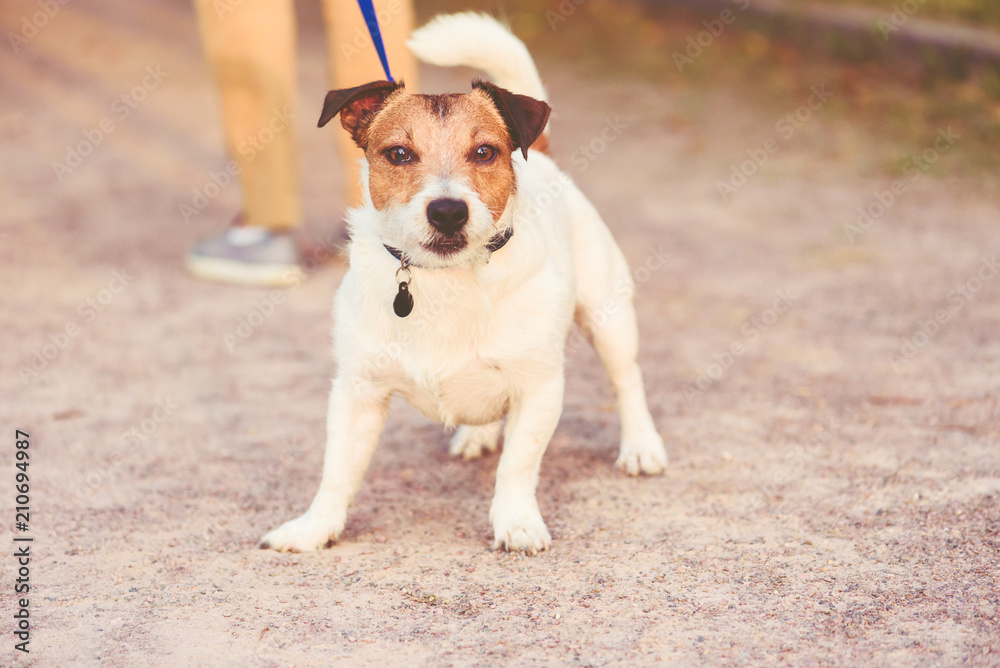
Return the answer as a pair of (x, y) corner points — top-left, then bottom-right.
(260, 511), (345, 553)
(449, 422), (501, 460)
(490, 499), (551, 555)
(616, 433), (668, 476)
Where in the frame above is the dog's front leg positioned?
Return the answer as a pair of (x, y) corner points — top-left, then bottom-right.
(490, 371), (564, 554)
(261, 375), (390, 552)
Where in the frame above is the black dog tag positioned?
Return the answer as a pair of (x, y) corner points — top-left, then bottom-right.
(393, 281), (413, 317)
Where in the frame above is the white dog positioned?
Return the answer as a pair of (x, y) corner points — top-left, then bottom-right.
(262, 13), (667, 554)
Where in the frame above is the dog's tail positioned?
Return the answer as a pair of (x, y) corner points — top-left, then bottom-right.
(408, 13), (548, 104)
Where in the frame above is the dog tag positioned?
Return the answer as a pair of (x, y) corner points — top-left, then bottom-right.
(393, 281), (413, 317)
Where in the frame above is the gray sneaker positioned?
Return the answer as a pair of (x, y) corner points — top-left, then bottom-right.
(186, 226), (305, 288)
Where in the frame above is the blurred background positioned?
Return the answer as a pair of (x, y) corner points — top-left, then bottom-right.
(4, 0), (998, 265)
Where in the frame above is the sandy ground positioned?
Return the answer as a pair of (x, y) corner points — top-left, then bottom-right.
(3, 0), (999, 665)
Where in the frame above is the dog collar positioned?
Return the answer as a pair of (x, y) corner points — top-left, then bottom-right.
(384, 227), (514, 318)
(382, 227), (514, 266)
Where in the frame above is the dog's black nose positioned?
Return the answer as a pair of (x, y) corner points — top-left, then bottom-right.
(426, 198), (469, 235)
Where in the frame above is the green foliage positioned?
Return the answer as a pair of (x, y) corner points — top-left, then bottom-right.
(796, 0), (1000, 29)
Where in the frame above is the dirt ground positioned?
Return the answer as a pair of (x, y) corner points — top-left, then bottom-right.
(3, 0), (999, 665)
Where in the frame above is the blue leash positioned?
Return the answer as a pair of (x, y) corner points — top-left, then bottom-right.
(356, 0), (393, 82)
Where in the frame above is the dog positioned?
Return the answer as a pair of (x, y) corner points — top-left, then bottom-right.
(261, 13), (667, 554)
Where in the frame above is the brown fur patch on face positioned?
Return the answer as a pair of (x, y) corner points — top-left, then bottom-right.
(364, 89), (516, 221)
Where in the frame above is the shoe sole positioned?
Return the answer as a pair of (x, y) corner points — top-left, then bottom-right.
(185, 255), (306, 288)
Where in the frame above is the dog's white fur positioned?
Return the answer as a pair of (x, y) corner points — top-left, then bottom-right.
(407, 13), (549, 103)
(262, 13), (667, 554)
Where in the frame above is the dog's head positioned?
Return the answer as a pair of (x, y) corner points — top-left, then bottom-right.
(319, 80), (550, 268)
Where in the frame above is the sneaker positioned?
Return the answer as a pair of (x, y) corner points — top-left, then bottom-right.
(186, 225), (305, 288)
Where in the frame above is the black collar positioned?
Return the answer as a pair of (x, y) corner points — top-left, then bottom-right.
(383, 227), (514, 267)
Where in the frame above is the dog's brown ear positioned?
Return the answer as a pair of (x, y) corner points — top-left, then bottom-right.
(473, 80), (551, 160)
(318, 80), (403, 146)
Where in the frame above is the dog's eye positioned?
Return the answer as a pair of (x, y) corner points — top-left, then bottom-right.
(384, 146), (415, 165)
(473, 144), (498, 163)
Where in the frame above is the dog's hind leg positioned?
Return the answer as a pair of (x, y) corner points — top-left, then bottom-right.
(568, 194), (668, 476)
(449, 422), (502, 460)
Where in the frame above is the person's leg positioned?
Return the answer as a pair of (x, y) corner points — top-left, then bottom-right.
(188, 0), (303, 286)
(194, 0), (301, 229)
(322, 0), (419, 207)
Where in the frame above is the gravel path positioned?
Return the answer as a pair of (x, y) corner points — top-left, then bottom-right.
(3, 1), (998, 665)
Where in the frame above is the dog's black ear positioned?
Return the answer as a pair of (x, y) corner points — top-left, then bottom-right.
(318, 80), (404, 147)
(473, 80), (551, 160)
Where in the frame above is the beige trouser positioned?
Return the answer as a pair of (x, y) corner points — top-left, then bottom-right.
(194, 0), (419, 230)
